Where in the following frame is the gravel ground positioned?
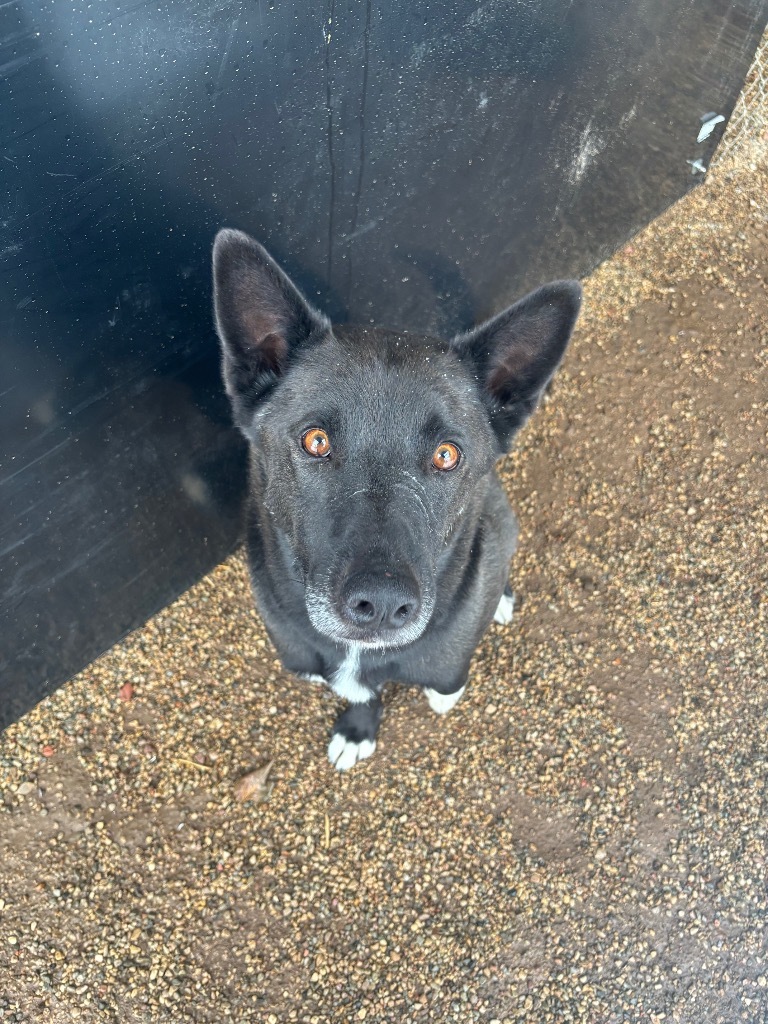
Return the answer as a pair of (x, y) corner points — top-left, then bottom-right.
(2, 141), (767, 1022)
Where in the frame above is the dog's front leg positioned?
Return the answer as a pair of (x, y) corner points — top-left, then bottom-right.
(328, 698), (383, 772)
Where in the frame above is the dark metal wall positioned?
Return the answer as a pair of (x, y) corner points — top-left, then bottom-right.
(2, 0), (766, 727)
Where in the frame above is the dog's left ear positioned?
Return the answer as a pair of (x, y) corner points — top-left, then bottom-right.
(213, 229), (330, 430)
(452, 281), (582, 449)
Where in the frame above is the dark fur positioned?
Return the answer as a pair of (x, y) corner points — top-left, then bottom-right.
(213, 229), (581, 768)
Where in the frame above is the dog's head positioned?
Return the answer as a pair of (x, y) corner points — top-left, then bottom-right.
(213, 229), (580, 650)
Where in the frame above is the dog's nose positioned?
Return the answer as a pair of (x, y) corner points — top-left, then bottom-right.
(340, 571), (421, 632)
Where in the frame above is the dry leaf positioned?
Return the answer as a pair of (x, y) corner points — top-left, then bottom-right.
(233, 761), (274, 804)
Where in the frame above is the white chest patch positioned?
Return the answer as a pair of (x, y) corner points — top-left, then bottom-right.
(330, 646), (371, 704)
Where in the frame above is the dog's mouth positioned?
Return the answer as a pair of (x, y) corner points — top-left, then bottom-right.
(304, 571), (434, 649)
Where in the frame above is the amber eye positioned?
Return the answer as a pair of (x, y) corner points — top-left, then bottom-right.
(301, 428), (331, 458)
(432, 442), (461, 472)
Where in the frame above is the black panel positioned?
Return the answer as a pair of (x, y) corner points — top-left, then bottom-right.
(1, 0), (766, 726)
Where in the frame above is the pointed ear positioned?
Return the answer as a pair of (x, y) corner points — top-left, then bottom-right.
(452, 281), (581, 449)
(212, 229), (330, 430)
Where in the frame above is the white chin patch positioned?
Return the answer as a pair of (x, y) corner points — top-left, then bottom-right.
(327, 734), (376, 772)
(424, 685), (466, 714)
(493, 591), (515, 626)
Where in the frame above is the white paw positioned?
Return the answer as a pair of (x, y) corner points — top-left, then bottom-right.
(493, 591), (515, 625)
(299, 673), (327, 685)
(424, 685), (466, 715)
(327, 734), (377, 772)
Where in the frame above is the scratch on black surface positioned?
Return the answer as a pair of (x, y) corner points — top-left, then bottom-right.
(90, 0), (156, 32)
(345, 0), (372, 305)
(0, 52), (45, 83)
(1, 437), (71, 487)
(9, 115), (59, 145)
(23, 140), (169, 221)
(213, 11), (241, 104)
(324, 0), (336, 282)
(36, 535), (116, 593)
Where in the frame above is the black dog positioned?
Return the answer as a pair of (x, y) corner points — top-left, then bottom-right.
(213, 230), (581, 770)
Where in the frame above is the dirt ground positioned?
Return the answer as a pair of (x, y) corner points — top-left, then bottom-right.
(1, 138), (767, 1021)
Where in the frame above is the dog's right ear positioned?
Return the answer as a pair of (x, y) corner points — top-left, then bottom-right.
(213, 229), (330, 430)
